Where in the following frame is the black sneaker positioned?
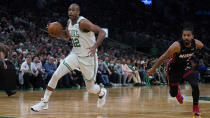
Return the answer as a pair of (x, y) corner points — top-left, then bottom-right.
(5, 90), (16, 97)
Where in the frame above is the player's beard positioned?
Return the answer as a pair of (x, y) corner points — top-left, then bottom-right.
(183, 39), (191, 46)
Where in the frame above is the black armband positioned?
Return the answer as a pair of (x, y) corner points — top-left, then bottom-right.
(201, 45), (210, 54)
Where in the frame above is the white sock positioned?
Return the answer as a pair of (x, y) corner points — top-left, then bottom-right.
(98, 88), (105, 97)
(43, 89), (52, 102)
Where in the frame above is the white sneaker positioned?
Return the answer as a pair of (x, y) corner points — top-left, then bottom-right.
(97, 88), (107, 108)
(31, 98), (48, 112)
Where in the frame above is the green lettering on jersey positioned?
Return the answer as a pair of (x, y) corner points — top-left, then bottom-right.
(70, 29), (80, 47)
(70, 30), (79, 37)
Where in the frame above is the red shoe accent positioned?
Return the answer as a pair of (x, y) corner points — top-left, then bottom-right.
(176, 88), (184, 104)
(193, 105), (201, 116)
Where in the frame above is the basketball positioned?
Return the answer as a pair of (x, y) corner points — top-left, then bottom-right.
(47, 22), (63, 37)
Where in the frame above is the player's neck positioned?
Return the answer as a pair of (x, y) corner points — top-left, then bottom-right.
(72, 16), (79, 25)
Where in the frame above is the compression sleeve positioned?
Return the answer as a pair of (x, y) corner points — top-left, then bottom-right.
(201, 45), (210, 54)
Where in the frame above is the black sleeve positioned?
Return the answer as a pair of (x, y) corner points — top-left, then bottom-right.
(201, 45), (210, 54)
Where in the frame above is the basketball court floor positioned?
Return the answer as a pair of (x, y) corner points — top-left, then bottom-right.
(0, 84), (210, 118)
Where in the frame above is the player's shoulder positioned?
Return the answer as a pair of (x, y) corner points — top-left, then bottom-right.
(79, 17), (90, 24)
(172, 41), (180, 48)
(169, 41), (181, 53)
(78, 16), (87, 22)
(194, 39), (202, 44)
(79, 16), (86, 20)
(194, 39), (203, 49)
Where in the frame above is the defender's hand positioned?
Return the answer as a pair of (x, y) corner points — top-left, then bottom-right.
(146, 68), (156, 76)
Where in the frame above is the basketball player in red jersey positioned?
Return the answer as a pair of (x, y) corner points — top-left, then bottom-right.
(147, 27), (210, 116)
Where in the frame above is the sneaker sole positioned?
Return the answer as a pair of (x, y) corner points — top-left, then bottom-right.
(193, 113), (201, 116)
(43, 107), (48, 110)
(31, 107), (39, 112)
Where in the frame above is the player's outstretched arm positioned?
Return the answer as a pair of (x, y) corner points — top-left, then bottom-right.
(146, 42), (180, 76)
(195, 39), (210, 53)
(80, 19), (106, 56)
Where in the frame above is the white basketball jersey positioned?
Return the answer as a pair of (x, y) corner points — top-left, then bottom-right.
(68, 16), (96, 57)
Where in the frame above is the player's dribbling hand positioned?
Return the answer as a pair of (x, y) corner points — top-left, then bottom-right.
(87, 45), (97, 57)
(146, 68), (156, 76)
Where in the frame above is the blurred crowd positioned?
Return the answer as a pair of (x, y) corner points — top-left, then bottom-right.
(0, 0), (210, 90)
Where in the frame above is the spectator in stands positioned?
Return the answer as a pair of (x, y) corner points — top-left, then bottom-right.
(96, 59), (104, 86)
(70, 69), (84, 88)
(198, 59), (207, 74)
(121, 59), (133, 85)
(98, 59), (112, 86)
(126, 59), (142, 86)
(114, 59), (123, 84)
(198, 59), (207, 82)
(44, 56), (56, 85)
(103, 57), (112, 75)
(109, 59), (119, 83)
(139, 63), (146, 85)
(20, 55), (38, 89)
(32, 56), (45, 89)
(10, 51), (19, 70)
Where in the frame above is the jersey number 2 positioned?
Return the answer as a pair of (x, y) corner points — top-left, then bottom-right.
(72, 38), (81, 47)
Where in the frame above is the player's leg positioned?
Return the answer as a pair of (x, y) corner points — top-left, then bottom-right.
(31, 54), (79, 112)
(85, 80), (107, 107)
(167, 66), (184, 104)
(79, 55), (107, 107)
(184, 70), (200, 115)
(169, 84), (184, 104)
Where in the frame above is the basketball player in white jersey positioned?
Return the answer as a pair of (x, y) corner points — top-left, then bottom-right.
(31, 3), (107, 112)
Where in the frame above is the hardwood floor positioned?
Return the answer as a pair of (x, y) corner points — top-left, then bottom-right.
(0, 84), (210, 118)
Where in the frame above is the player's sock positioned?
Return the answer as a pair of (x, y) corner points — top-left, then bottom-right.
(43, 70), (63, 102)
(43, 88), (53, 102)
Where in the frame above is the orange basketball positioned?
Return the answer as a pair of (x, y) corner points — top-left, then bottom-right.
(48, 22), (63, 37)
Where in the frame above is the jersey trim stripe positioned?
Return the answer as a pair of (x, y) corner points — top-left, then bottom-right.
(63, 60), (73, 72)
(183, 70), (193, 78)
